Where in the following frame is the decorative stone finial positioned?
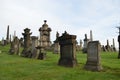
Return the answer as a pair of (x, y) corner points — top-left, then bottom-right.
(44, 20), (47, 24)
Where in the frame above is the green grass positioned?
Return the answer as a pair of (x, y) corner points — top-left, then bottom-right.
(0, 45), (120, 80)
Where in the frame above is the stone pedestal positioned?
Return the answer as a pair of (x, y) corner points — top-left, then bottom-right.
(58, 31), (77, 67)
(84, 41), (102, 71)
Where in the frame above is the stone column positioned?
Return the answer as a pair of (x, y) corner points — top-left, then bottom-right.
(6, 25), (10, 44)
(58, 31), (77, 67)
(21, 28), (32, 57)
(90, 30), (93, 41)
(112, 38), (116, 52)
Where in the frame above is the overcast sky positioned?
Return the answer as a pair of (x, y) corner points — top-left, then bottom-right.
(0, 0), (120, 47)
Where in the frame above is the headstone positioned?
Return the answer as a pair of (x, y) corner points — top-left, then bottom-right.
(105, 40), (111, 52)
(58, 31), (77, 67)
(19, 38), (24, 47)
(36, 46), (46, 60)
(101, 45), (107, 52)
(29, 36), (38, 58)
(53, 32), (60, 54)
(80, 39), (83, 50)
(84, 41), (102, 71)
(83, 34), (89, 53)
(39, 20), (52, 50)
(21, 28), (32, 57)
(9, 36), (19, 55)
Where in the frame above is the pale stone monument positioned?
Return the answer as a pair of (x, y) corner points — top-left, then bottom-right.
(30, 36), (38, 58)
(53, 32), (60, 54)
(39, 20), (52, 49)
(9, 36), (19, 55)
(21, 28), (32, 57)
(58, 31), (77, 67)
(84, 41), (102, 71)
(6, 25), (10, 44)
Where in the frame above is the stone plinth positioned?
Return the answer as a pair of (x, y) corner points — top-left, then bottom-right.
(58, 31), (77, 67)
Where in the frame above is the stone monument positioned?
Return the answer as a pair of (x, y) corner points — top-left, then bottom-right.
(29, 36), (38, 58)
(9, 36), (19, 55)
(83, 34), (89, 53)
(84, 41), (102, 71)
(58, 31), (77, 67)
(21, 28), (32, 57)
(39, 20), (52, 50)
(6, 25), (10, 44)
(53, 32), (60, 54)
(36, 46), (46, 60)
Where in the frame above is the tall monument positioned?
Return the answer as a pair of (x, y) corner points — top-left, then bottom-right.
(6, 25), (10, 43)
(39, 20), (52, 49)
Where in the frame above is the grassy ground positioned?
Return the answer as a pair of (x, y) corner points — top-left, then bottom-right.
(0, 45), (120, 80)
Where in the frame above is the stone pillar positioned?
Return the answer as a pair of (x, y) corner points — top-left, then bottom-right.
(21, 28), (32, 57)
(90, 30), (93, 41)
(112, 38), (116, 52)
(6, 25), (10, 44)
(58, 31), (77, 67)
(84, 41), (102, 71)
(80, 39), (83, 50)
(118, 35), (120, 58)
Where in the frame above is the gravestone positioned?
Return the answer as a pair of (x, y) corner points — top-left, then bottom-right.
(53, 32), (60, 54)
(36, 46), (46, 60)
(84, 41), (102, 71)
(58, 31), (77, 67)
(80, 39), (83, 50)
(9, 36), (19, 55)
(29, 36), (38, 58)
(105, 40), (111, 52)
(83, 34), (89, 53)
(21, 28), (32, 57)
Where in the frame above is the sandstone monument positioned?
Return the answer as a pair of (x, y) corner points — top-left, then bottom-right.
(39, 20), (52, 50)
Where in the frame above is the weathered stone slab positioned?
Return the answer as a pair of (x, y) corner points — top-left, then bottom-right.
(84, 41), (102, 71)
